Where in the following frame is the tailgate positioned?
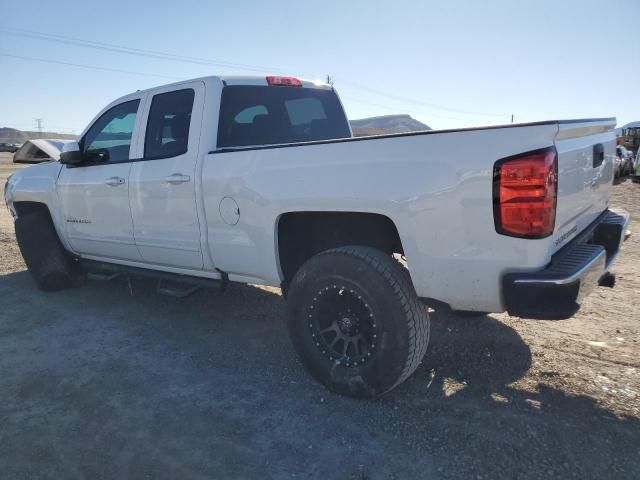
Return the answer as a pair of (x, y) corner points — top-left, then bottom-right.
(552, 118), (617, 252)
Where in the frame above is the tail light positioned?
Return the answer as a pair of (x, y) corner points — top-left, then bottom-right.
(493, 148), (557, 238)
(266, 76), (302, 87)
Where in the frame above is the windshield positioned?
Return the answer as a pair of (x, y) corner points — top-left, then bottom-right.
(217, 85), (351, 148)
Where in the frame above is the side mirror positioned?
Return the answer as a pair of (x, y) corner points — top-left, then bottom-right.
(59, 142), (110, 165)
(59, 141), (83, 165)
(83, 148), (110, 164)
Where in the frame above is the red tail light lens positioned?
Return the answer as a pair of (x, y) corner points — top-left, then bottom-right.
(493, 148), (557, 238)
(266, 76), (302, 87)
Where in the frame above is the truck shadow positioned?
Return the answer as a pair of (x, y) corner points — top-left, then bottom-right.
(0, 271), (638, 478)
(378, 308), (640, 476)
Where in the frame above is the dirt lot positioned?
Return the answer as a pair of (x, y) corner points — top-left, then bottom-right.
(0, 152), (638, 479)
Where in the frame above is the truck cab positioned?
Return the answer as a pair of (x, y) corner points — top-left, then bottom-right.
(48, 76), (351, 270)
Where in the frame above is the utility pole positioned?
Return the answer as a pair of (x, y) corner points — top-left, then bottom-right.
(510, 114), (514, 124)
(34, 118), (44, 135)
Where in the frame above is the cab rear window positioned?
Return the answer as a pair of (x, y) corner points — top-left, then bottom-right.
(217, 86), (351, 148)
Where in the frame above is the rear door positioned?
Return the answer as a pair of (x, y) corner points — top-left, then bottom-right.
(553, 119), (616, 250)
(129, 82), (204, 269)
(57, 97), (144, 260)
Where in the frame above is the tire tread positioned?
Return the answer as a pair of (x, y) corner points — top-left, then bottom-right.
(15, 210), (74, 291)
(313, 246), (430, 393)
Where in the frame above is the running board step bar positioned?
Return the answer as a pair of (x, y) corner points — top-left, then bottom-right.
(157, 280), (201, 298)
(80, 259), (228, 295)
(87, 271), (121, 282)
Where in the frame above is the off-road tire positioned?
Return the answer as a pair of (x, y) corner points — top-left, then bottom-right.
(15, 210), (76, 291)
(286, 246), (430, 398)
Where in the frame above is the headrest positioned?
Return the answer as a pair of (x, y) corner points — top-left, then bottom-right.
(171, 114), (190, 140)
(251, 114), (271, 128)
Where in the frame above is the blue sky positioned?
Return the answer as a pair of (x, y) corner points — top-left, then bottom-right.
(0, 0), (638, 134)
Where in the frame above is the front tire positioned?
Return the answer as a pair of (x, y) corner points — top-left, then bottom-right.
(286, 246), (430, 398)
(15, 210), (76, 291)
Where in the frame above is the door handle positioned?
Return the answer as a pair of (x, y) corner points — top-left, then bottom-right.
(105, 176), (125, 186)
(165, 173), (191, 185)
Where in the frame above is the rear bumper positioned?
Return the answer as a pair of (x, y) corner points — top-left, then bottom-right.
(503, 208), (631, 319)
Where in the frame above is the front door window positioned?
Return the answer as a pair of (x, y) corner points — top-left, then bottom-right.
(82, 100), (140, 162)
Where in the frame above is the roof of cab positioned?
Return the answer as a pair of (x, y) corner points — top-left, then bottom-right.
(219, 75), (333, 90)
(129, 75), (333, 98)
(91, 75), (335, 136)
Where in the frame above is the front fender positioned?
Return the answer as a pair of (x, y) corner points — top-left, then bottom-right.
(5, 162), (71, 250)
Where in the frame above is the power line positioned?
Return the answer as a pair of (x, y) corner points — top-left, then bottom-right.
(1, 51), (505, 125)
(0, 28), (509, 119)
(337, 79), (508, 118)
(0, 53), (181, 79)
(340, 94), (486, 122)
(0, 28), (282, 74)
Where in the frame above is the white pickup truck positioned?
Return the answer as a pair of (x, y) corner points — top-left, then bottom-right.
(4, 75), (631, 397)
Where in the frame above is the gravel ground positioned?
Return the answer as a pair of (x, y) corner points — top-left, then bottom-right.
(0, 152), (638, 479)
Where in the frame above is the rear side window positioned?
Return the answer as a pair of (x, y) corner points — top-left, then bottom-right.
(145, 89), (195, 159)
(217, 86), (351, 148)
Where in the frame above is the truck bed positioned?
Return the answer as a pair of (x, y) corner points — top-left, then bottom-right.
(202, 117), (617, 312)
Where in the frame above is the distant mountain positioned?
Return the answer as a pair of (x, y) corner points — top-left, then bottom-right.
(350, 115), (431, 137)
(0, 127), (78, 144)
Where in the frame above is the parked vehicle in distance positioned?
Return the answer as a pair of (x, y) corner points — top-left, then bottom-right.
(0, 142), (19, 153)
(614, 150), (624, 179)
(4, 75), (631, 397)
(616, 145), (634, 176)
(12, 139), (74, 163)
(633, 148), (640, 183)
(618, 124), (640, 156)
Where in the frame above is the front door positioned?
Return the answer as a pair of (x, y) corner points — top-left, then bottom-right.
(57, 98), (144, 261)
(129, 82), (204, 269)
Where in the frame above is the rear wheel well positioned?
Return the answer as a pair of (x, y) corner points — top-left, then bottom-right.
(277, 212), (404, 286)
